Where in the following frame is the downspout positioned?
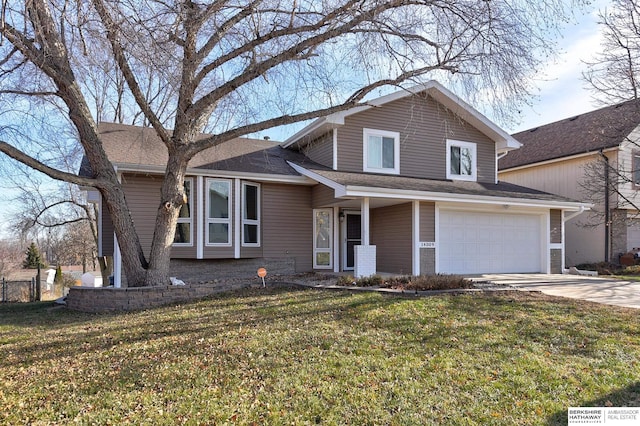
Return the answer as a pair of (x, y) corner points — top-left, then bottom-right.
(496, 151), (509, 184)
(599, 150), (610, 263)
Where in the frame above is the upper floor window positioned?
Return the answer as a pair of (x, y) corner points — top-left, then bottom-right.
(446, 139), (477, 182)
(206, 179), (232, 246)
(173, 178), (193, 246)
(363, 128), (400, 174)
(242, 182), (260, 246)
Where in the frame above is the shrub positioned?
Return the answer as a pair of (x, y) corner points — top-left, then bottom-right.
(336, 275), (356, 286)
(396, 274), (473, 291)
(335, 274), (472, 290)
(621, 264), (640, 275)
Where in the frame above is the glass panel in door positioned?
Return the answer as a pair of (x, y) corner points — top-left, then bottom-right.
(345, 213), (361, 270)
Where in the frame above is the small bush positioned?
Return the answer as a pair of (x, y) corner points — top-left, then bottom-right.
(336, 275), (357, 286)
(357, 275), (384, 287)
(570, 261), (640, 276)
(396, 274), (473, 291)
(335, 274), (472, 290)
(621, 264), (640, 275)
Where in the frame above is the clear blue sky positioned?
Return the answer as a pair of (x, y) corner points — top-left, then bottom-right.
(507, 0), (610, 133)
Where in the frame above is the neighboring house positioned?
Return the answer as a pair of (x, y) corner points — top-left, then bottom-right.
(499, 99), (640, 266)
(83, 81), (587, 287)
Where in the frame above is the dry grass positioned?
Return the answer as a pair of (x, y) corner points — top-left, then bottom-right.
(1, 287), (639, 425)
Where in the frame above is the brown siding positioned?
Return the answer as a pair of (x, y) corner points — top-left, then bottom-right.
(550, 249), (562, 274)
(550, 209), (562, 244)
(371, 203), (412, 274)
(311, 184), (337, 208)
(101, 199), (115, 257)
(336, 94), (496, 183)
(419, 202), (435, 241)
(303, 132), (333, 168)
(419, 202), (436, 275)
(262, 183), (313, 272)
(121, 173), (162, 258)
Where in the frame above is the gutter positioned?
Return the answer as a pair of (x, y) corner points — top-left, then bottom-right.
(563, 206), (586, 222)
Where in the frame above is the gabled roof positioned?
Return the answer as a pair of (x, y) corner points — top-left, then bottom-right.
(500, 98), (640, 170)
(283, 80), (521, 153)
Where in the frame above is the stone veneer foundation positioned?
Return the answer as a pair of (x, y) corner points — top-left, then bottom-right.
(66, 281), (264, 313)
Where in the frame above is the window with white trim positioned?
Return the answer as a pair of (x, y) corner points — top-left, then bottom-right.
(363, 128), (400, 174)
(313, 209), (333, 269)
(446, 139), (477, 181)
(173, 178), (193, 246)
(206, 179), (231, 246)
(242, 182), (260, 246)
(633, 151), (640, 187)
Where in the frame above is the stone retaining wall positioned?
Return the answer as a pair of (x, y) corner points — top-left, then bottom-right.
(66, 281), (260, 313)
(169, 257), (296, 283)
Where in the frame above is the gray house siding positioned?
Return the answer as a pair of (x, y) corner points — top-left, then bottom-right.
(311, 184), (337, 208)
(335, 94), (496, 183)
(101, 201), (115, 257)
(550, 209), (562, 244)
(420, 202), (436, 275)
(262, 183), (313, 272)
(303, 132), (333, 168)
(371, 202), (413, 274)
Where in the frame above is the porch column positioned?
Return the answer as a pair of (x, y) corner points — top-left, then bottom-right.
(113, 233), (122, 288)
(361, 197), (370, 245)
(355, 197), (376, 277)
(412, 201), (420, 276)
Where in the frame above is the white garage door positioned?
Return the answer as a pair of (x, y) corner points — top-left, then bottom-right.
(439, 210), (542, 274)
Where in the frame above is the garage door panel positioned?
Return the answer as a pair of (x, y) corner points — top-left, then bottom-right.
(439, 210), (542, 274)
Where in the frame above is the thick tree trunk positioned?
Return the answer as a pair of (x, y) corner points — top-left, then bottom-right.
(99, 181), (149, 286)
(140, 150), (190, 287)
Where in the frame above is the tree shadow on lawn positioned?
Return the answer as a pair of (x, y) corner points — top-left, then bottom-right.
(0, 286), (402, 369)
(546, 382), (640, 425)
(3, 288), (638, 380)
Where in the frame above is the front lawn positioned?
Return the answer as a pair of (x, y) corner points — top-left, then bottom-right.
(1, 287), (638, 424)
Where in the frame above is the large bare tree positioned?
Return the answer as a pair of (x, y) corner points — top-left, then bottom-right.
(583, 0), (640, 104)
(0, 0), (585, 286)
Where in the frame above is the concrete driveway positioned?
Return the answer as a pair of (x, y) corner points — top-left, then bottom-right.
(476, 274), (640, 309)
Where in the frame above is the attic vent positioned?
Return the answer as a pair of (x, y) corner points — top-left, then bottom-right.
(529, 127), (539, 133)
(568, 116), (579, 121)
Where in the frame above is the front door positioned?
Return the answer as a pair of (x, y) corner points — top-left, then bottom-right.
(343, 212), (361, 270)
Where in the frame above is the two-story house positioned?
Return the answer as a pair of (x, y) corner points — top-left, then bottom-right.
(86, 81), (588, 286)
(499, 98), (640, 266)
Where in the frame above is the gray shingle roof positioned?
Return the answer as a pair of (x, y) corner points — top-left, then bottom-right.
(295, 162), (581, 204)
(499, 98), (640, 170)
(80, 122), (311, 177)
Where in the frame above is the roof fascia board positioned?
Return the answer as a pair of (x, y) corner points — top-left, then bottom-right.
(287, 162), (347, 196)
(344, 185), (591, 211)
(113, 163), (315, 185)
(499, 147), (619, 173)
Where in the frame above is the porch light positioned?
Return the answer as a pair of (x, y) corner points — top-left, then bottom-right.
(339, 211), (345, 222)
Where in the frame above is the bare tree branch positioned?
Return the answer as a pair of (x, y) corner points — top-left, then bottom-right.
(0, 140), (98, 187)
